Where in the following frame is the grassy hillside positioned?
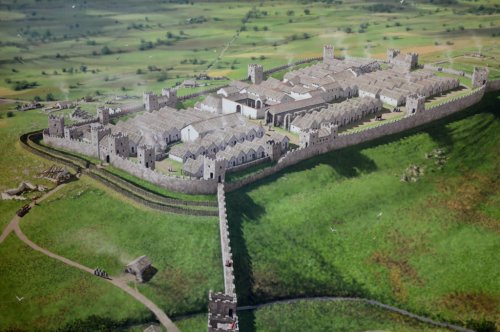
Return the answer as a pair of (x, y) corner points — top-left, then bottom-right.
(20, 176), (223, 317)
(0, 236), (151, 331)
(227, 91), (500, 327)
(0, 0), (498, 101)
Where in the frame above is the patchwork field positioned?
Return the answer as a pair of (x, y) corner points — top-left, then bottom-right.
(0, 0), (499, 102)
(227, 91), (500, 328)
(0, 0), (499, 331)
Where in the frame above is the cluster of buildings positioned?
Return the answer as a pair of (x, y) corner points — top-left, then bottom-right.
(46, 45), (471, 183)
(290, 97), (383, 133)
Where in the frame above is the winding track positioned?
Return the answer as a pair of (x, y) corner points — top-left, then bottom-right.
(0, 186), (180, 332)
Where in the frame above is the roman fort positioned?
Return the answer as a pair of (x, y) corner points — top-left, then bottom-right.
(43, 45), (493, 196)
(1, 0), (499, 330)
(34, 45), (498, 332)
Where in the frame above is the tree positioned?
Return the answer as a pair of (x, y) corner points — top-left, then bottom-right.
(287, 10), (294, 16)
(304, 9), (311, 15)
(34, 96), (42, 102)
(101, 46), (112, 55)
(46, 93), (55, 101)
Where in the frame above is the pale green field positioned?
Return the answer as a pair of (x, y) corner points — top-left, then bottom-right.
(0, 0), (498, 102)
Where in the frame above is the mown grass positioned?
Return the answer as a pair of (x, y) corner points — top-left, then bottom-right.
(226, 91), (500, 327)
(0, 235), (151, 331)
(21, 176), (223, 317)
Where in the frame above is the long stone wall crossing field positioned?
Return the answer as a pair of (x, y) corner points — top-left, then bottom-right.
(217, 184), (236, 295)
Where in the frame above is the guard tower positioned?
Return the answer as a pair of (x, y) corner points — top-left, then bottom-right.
(405, 94), (425, 115)
(248, 64), (264, 85)
(405, 52), (419, 69)
(138, 145), (155, 170)
(161, 88), (178, 107)
(323, 45), (334, 63)
(48, 115), (65, 137)
(387, 48), (400, 61)
(207, 291), (239, 332)
(143, 92), (159, 112)
(203, 156), (226, 183)
(472, 67), (489, 88)
(97, 107), (110, 125)
(109, 132), (129, 158)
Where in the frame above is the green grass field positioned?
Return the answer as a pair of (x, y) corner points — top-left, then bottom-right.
(20, 176), (223, 317)
(0, 0), (498, 101)
(177, 300), (452, 332)
(227, 91), (500, 328)
(0, 1), (499, 330)
(0, 235), (151, 331)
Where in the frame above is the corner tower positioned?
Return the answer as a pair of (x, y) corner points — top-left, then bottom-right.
(472, 67), (489, 88)
(248, 64), (264, 85)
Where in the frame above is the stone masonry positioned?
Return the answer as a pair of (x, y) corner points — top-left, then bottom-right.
(207, 183), (238, 332)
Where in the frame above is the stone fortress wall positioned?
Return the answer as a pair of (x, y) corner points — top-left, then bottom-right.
(206, 183), (239, 332)
(43, 132), (99, 158)
(225, 84), (490, 192)
(43, 81), (496, 195)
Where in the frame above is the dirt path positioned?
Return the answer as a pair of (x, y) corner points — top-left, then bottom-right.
(0, 185), (180, 332)
(0, 184), (66, 244)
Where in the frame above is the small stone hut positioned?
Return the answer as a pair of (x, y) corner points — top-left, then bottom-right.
(126, 255), (154, 283)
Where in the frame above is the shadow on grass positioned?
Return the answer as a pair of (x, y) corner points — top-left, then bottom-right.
(237, 310), (256, 332)
(226, 91), (499, 313)
(227, 191), (372, 308)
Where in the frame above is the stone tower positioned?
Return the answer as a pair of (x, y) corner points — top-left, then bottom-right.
(143, 92), (159, 112)
(108, 132), (129, 158)
(265, 140), (283, 161)
(138, 145), (155, 170)
(387, 48), (400, 61)
(48, 115), (65, 137)
(405, 94), (425, 115)
(405, 52), (419, 69)
(323, 45), (334, 63)
(471, 67), (489, 88)
(97, 107), (110, 125)
(203, 156), (226, 183)
(248, 64), (264, 85)
(161, 87), (178, 107)
(299, 129), (318, 148)
(207, 291), (239, 332)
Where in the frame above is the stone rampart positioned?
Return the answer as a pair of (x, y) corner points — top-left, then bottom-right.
(109, 154), (218, 194)
(226, 157), (271, 174)
(217, 184), (236, 295)
(423, 64), (467, 77)
(486, 79), (500, 92)
(43, 132), (98, 158)
(226, 86), (487, 192)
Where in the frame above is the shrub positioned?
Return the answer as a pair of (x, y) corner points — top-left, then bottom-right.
(101, 46), (112, 55)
